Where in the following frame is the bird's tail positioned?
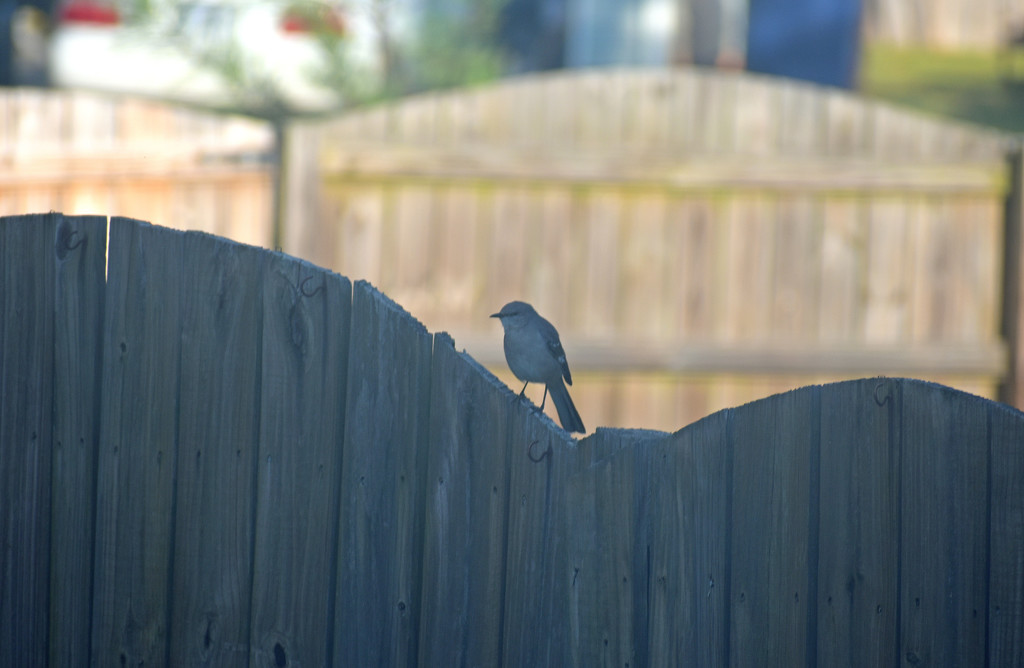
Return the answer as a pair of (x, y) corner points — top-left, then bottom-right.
(549, 379), (586, 434)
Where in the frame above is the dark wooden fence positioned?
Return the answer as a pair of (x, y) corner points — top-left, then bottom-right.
(2, 213), (1024, 666)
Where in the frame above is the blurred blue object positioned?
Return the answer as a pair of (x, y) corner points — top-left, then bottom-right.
(566, 0), (677, 67)
(746, 0), (862, 89)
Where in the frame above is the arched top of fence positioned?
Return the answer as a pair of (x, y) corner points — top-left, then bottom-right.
(320, 67), (1015, 162)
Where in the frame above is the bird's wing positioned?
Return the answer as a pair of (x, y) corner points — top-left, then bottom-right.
(546, 336), (572, 386)
(536, 314), (573, 385)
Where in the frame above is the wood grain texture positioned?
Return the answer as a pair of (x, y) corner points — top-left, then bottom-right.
(418, 334), (512, 666)
(499, 403), (577, 667)
(5, 214), (1024, 666)
(566, 450), (640, 668)
(816, 378), (900, 666)
(248, 256), (351, 667)
(899, 382), (990, 666)
(333, 281), (433, 668)
(645, 411), (731, 666)
(92, 218), (184, 667)
(0, 214), (56, 666)
(50, 214), (107, 666)
(729, 385), (815, 666)
(170, 231), (266, 667)
(988, 401), (1024, 665)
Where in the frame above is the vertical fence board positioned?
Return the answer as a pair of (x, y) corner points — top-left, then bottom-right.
(50, 214), (106, 666)
(816, 378), (900, 666)
(773, 196), (821, 336)
(899, 383), (989, 665)
(92, 218), (184, 667)
(566, 449), (639, 668)
(333, 282), (432, 668)
(0, 214), (56, 666)
(499, 416), (575, 667)
(170, 233), (266, 667)
(988, 403), (1024, 665)
(580, 191), (621, 338)
(818, 197), (864, 340)
(729, 386), (816, 666)
(435, 187), (483, 330)
(722, 195), (775, 340)
(620, 193), (668, 340)
(418, 334), (512, 666)
(1001, 147), (1024, 406)
(488, 187), (531, 305)
(248, 258), (351, 667)
(666, 197), (716, 337)
(646, 411), (731, 666)
(864, 199), (910, 342)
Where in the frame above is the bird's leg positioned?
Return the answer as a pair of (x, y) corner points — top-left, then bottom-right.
(518, 381), (529, 399)
(539, 386), (548, 411)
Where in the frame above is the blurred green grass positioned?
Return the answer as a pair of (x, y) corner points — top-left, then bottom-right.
(860, 44), (1024, 134)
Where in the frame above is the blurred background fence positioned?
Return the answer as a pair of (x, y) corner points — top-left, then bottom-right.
(3, 213), (1023, 667)
(284, 67), (1020, 430)
(0, 89), (273, 246)
(2, 68), (1022, 433)
(863, 0), (1024, 49)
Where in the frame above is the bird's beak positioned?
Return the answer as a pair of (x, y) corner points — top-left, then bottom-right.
(490, 312), (501, 318)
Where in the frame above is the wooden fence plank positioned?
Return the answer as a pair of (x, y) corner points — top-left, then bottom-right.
(899, 382), (989, 665)
(533, 188), (574, 323)
(666, 196), (717, 338)
(722, 194), (775, 340)
(580, 190), (621, 338)
(816, 378), (900, 666)
(318, 145), (1009, 194)
(772, 196), (821, 336)
(988, 402), (1024, 665)
(566, 449), (640, 668)
(418, 334), (513, 666)
(435, 187), (484, 330)
(620, 192), (669, 340)
(248, 258), (351, 666)
(864, 198), (910, 342)
(487, 186), (531, 307)
(729, 386), (816, 666)
(817, 197), (863, 340)
(645, 411), (731, 666)
(333, 281), (433, 668)
(0, 214), (56, 667)
(499, 409), (577, 666)
(170, 232), (266, 666)
(92, 218), (184, 667)
(50, 214), (106, 666)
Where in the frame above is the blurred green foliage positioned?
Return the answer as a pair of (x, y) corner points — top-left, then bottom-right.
(381, 0), (505, 97)
(861, 44), (1024, 134)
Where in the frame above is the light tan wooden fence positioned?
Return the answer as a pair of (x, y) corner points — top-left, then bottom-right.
(0, 89), (274, 246)
(283, 67), (1019, 432)
(863, 0), (1024, 49)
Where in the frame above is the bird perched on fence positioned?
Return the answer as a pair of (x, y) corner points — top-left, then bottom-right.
(491, 301), (586, 434)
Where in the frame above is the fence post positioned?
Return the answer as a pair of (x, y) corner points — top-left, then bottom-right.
(1001, 141), (1024, 408)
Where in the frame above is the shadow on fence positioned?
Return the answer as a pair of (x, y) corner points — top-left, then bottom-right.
(2, 213), (1023, 666)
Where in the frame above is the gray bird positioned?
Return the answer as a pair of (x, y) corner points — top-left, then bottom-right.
(491, 301), (586, 434)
